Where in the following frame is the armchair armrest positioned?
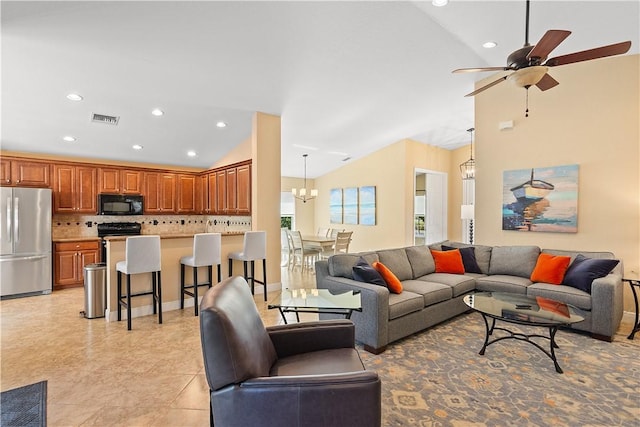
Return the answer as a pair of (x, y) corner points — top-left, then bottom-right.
(242, 370), (379, 388)
(267, 320), (355, 358)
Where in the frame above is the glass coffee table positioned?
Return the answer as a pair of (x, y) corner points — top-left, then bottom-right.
(268, 288), (362, 324)
(463, 292), (585, 373)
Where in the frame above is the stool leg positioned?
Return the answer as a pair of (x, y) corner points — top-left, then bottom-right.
(193, 266), (199, 316)
(249, 261), (255, 296)
(180, 264), (185, 310)
(262, 258), (267, 301)
(157, 271), (163, 324)
(152, 272), (157, 315)
(207, 265), (212, 288)
(217, 264), (221, 283)
(126, 274), (132, 331)
(228, 258), (233, 277)
(117, 271), (122, 321)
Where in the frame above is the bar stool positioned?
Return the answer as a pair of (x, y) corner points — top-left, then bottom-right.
(228, 231), (267, 301)
(180, 233), (222, 316)
(116, 235), (162, 331)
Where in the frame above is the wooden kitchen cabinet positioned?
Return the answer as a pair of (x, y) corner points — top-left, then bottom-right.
(54, 240), (100, 289)
(52, 164), (97, 213)
(225, 167), (237, 214)
(236, 164), (251, 215)
(215, 169), (226, 214)
(143, 171), (176, 213)
(98, 167), (142, 194)
(177, 173), (197, 213)
(1, 158), (51, 187)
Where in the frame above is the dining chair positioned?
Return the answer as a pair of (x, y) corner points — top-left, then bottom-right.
(287, 230), (321, 272)
(329, 228), (344, 239)
(280, 228), (292, 267)
(316, 227), (330, 237)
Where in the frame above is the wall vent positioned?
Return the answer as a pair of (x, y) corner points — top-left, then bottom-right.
(91, 113), (120, 125)
(342, 156), (352, 162)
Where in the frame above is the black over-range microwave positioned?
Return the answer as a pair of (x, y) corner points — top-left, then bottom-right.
(98, 194), (144, 215)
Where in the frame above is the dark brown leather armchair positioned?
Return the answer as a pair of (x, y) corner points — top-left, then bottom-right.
(199, 276), (381, 427)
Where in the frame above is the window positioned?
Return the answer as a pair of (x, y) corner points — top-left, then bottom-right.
(281, 192), (295, 230)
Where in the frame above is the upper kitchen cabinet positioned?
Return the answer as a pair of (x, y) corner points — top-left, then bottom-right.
(52, 164), (97, 213)
(176, 173), (198, 213)
(98, 167), (142, 194)
(1, 157), (51, 187)
(235, 164), (251, 215)
(143, 172), (176, 213)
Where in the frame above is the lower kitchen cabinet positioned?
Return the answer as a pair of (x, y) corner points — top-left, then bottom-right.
(54, 240), (100, 289)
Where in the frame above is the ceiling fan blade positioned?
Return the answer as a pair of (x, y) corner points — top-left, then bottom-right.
(535, 73), (559, 91)
(545, 41), (632, 67)
(527, 30), (571, 61)
(464, 76), (508, 97)
(452, 67), (512, 74)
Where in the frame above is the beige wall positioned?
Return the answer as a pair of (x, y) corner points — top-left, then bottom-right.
(209, 137), (252, 169)
(281, 176), (316, 235)
(313, 138), (453, 253)
(474, 54), (639, 311)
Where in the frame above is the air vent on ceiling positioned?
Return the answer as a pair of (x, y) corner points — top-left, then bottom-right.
(91, 113), (120, 125)
(342, 156), (351, 162)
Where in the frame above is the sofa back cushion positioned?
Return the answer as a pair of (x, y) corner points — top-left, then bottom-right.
(328, 252), (379, 279)
(377, 248), (414, 281)
(489, 245), (541, 278)
(405, 246), (435, 278)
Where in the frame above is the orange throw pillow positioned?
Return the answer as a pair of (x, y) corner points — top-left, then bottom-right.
(530, 253), (572, 285)
(372, 261), (403, 294)
(430, 249), (465, 274)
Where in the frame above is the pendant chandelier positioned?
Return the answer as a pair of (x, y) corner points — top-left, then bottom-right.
(291, 154), (318, 203)
(459, 127), (476, 180)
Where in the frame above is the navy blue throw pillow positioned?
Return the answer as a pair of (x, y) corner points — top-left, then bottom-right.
(352, 257), (387, 287)
(442, 245), (482, 274)
(562, 254), (619, 293)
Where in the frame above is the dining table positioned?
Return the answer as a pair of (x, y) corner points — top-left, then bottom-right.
(301, 235), (336, 252)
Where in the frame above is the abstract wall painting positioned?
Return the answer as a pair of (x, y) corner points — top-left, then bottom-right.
(359, 186), (376, 225)
(343, 187), (358, 225)
(329, 188), (343, 224)
(502, 164), (579, 233)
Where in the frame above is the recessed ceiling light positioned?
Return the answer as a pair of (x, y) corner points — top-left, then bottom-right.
(432, 0), (448, 6)
(483, 41), (498, 49)
(216, 121), (227, 128)
(132, 144), (143, 150)
(63, 136), (76, 142)
(187, 150), (197, 157)
(151, 108), (164, 116)
(66, 93), (83, 101)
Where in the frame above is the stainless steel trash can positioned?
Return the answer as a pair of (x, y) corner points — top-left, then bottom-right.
(84, 262), (106, 319)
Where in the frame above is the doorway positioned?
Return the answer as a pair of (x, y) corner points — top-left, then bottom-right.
(414, 169), (447, 245)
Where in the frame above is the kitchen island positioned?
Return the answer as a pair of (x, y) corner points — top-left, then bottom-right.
(103, 232), (247, 322)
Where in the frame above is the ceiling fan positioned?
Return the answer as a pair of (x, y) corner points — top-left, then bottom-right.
(453, 0), (632, 98)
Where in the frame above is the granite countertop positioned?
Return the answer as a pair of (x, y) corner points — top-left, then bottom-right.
(102, 231), (246, 241)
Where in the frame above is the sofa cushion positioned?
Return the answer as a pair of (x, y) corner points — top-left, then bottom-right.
(527, 283), (592, 310)
(431, 249), (465, 274)
(388, 291), (424, 320)
(489, 246), (540, 278)
(328, 253), (379, 279)
(405, 246), (435, 278)
(352, 257), (386, 287)
(436, 241), (492, 274)
(401, 280), (452, 307)
(372, 261), (403, 294)
(442, 245), (482, 274)
(475, 275), (532, 294)
(377, 249), (414, 281)
(530, 253), (572, 285)
(417, 273), (476, 297)
(562, 254), (620, 293)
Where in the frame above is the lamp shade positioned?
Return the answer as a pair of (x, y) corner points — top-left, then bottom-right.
(461, 204), (475, 220)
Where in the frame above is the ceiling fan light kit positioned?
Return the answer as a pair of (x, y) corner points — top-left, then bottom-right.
(452, 0), (631, 115)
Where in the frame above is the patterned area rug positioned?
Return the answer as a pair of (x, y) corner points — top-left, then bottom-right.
(0, 380), (47, 427)
(359, 314), (639, 426)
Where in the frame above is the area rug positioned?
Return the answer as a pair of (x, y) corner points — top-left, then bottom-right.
(359, 314), (639, 426)
(0, 381), (47, 427)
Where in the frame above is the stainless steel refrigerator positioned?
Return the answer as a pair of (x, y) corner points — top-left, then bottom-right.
(1, 187), (52, 298)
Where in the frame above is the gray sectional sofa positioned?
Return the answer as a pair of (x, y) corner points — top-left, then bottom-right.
(315, 241), (623, 354)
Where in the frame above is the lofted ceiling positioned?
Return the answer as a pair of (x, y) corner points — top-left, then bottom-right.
(2, 1), (638, 179)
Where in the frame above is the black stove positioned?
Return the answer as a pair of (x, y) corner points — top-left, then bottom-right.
(98, 222), (142, 261)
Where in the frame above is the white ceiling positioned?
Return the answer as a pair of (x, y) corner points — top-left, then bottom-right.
(2, 1), (638, 179)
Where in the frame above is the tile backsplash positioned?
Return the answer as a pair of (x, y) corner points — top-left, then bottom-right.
(52, 215), (252, 239)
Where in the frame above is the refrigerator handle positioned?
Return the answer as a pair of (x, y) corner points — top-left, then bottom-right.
(14, 197), (19, 244)
(6, 196), (12, 244)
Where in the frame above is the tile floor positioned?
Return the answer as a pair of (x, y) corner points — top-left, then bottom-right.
(0, 267), (317, 426)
